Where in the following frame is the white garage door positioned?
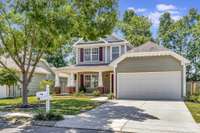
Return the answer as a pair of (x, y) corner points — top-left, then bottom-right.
(117, 71), (182, 100)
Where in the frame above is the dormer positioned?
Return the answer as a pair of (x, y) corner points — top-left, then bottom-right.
(73, 35), (133, 65)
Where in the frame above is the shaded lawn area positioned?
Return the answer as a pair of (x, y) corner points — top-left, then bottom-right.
(185, 102), (200, 123)
(0, 96), (102, 115)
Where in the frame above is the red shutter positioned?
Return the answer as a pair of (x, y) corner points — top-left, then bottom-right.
(80, 48), (84, 62)
(80, 74), (84, 86)
(99, 47), (103, 61)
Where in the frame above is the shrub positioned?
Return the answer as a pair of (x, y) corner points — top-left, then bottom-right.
(186, 94), (200, 103)
(39, 80), (54, 91)
(107, 93), (114, 99)
(92, 90), (101, 96)
(34, 110), (64, 121)
(79, 85), (86, 92)
(46, 112), (64, 121)
(73, 91), (84, 97)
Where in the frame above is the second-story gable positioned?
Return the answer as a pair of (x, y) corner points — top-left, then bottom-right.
(73, 35), (132, 65)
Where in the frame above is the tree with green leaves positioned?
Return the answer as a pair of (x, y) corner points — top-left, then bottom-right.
(0, 0), (117, 106)
(39, 80), (54, 91)
(0, 68), (18, 97)
(45, 40), (75, 67)
(120, 9), (152, 46)
(158, 12), (174, 48)
(158, 8), (200, 81)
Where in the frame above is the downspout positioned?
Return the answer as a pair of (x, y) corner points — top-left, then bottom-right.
(113, 65), (117, 99)
(182, 62), (186, 98)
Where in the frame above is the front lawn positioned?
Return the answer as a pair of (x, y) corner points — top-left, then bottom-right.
(185, 102), (200, 123)
(0, 96), (102, 115)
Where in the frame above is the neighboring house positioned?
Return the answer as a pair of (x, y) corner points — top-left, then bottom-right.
(56, 35), (190, 100)
(0, 57), (56, 98)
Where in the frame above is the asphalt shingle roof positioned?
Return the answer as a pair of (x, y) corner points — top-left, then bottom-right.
(129, 41), (169, 53)
(76, 35), (125, 45)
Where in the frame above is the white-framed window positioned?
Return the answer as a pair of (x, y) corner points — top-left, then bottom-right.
(84, 75), (91, 88)
(83, 48), (99, 62)
(84, 48), (91, 61)
(84, 74), (98, 88)
(92, 48), (99, 61)
(92, 74), (98, 88)
(112, 46), (119, 60)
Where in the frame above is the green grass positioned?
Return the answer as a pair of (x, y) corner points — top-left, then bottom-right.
(185, 102), (200, 123)
(0, 96), (102, 115)
(0, 96), (38, 106)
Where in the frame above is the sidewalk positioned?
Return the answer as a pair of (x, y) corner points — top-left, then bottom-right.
(0, 112), (33, 118)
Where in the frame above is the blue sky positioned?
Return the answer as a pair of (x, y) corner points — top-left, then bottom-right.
(119, 0), (200, 38)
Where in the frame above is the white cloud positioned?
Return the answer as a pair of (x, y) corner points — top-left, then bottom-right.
(148, 12), (182, 28)
(168, 10), (179, 15)
(156, 4), (176, 11)
(127, 7), (147, 13)
(148, 3), (182, 27)
(171, 15), (182, 21)
(148, 12), (162, 27)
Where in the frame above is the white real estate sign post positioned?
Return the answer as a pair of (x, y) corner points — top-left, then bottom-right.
(36, 85), (51, 113)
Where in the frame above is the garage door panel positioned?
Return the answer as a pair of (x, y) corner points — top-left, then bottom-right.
(117, 71), (182, 100)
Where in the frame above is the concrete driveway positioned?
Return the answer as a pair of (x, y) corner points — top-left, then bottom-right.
(56, 100), (200, 133)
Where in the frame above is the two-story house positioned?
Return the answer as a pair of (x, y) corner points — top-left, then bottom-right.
(57, 35), (190, 100)
(57, 35), (133, 94)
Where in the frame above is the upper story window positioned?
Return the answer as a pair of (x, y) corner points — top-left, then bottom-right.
(83, 48), (99, 62)
(84, 48), (91, 61)
(92, 48), (99, 61)
(112, 46), (119, 60)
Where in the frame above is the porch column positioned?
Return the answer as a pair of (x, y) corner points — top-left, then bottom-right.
(98, 71), (104, 93)
(70, 72), (75, 87)
(98, 71), (103, 87)
(66, 72), (76, 94)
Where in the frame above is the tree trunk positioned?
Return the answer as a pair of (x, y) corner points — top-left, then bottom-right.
(22, 73), (28, 106)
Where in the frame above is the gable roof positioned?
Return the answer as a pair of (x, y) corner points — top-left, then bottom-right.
(110, 41), (190, 67)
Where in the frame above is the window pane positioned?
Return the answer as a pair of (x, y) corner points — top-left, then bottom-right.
(92, 48), (99, 61)
(112, 47), (119, 60)
(84, 49), (91, 61)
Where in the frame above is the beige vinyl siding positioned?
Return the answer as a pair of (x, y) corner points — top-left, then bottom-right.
(121, 45), (125, 54)
(116, 56), (182, 73)
(27, 74), (47, 95)
(107, 46), (110, 62)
